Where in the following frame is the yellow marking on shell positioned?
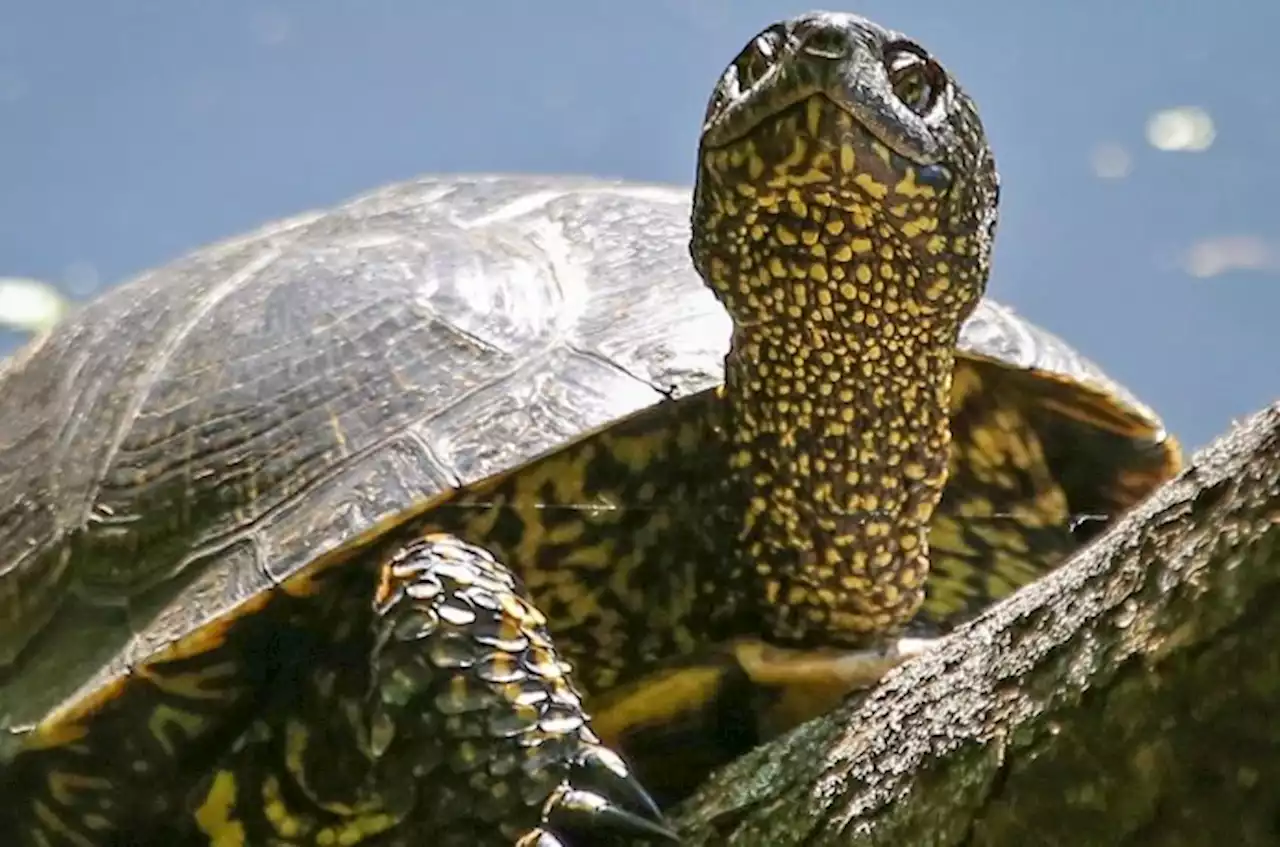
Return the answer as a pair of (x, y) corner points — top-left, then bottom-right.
(195, 770), (246, 847)
(44, 769), (110, 809)
(146, 703), (209, 757)
(314, 811), (398, 846)
(31, 797), (95, 847)
(141, 661), (240, 700)
(262, 775), (305, 839)
(283, 716), (360, 815)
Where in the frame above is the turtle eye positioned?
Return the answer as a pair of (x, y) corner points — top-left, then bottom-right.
(706, 25), (786, 124)
(886, 43), (945, 116)
(730, 25), (784, 96)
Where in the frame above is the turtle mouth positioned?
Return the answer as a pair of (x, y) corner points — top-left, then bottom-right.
(699, 95), (955, 209)
(699, 13), (950, 169)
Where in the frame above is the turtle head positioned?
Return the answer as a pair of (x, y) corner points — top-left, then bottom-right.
(689, 13), (1002, 645)
(690, 10), (999, 335)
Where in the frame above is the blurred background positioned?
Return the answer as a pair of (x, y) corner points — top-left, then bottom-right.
(1, 0), (1276, 450)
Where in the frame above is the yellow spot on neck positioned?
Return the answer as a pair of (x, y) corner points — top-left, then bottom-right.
(840, 144), (856, 173)
(894, 170), (937, 199)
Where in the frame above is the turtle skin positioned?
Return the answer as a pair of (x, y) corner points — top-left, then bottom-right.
(0, 12), (1182, 845)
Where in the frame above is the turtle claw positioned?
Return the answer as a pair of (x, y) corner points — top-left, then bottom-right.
(514, 830), (570, 847)
(530, 744), (680, 844)
(568, 744), (667, 827)
(545, 788), (680, 843)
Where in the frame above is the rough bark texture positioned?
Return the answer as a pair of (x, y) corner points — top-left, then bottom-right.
(672, 401), (1280, 847)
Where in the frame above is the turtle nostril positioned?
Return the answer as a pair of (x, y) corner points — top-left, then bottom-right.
(799, 26), (850, 61)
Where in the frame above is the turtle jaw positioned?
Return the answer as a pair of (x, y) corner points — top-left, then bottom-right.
(689, 17), (999, 648)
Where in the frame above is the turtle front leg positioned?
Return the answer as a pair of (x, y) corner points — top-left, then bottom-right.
(368, 533), (677, 846)
(183, 534), (675, 847)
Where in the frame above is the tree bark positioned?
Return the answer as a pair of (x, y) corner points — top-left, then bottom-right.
(671, 401), (1280, 847)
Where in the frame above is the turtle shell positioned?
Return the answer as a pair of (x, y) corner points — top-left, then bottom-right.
(0, 173), (1179, 757)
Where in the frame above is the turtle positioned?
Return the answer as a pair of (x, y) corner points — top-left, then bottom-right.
(0, 11), (1182, 846)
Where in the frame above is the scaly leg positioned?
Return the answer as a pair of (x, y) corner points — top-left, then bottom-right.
(185, 534), (675, 846)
